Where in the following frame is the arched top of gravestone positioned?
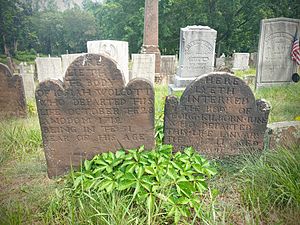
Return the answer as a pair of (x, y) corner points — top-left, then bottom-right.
(65, 53), (126, 88)
(0, 63), (13, 77)
(174, 72), (270, 113)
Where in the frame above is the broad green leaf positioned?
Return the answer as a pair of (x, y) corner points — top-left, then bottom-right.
(177, 181), (195, 197)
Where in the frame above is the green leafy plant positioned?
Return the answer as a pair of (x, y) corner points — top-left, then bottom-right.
(62, 145), (217, 224)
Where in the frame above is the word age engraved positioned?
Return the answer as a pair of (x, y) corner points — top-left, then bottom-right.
(164, 72), (270, 157)
(36, 54), (155, 177)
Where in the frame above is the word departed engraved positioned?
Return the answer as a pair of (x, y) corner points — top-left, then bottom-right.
(36, 54), (155, 177)
(0, 63), (27, 118)
(164, 72), (270, 157)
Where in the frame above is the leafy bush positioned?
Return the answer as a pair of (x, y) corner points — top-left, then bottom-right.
(15, 49), (37, 62)
(50, 145), (217, 224)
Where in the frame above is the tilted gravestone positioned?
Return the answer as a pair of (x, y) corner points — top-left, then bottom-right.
(164, 72), (270, 157)
(36, 54), (155, 177)
(0, 63), (27, 118)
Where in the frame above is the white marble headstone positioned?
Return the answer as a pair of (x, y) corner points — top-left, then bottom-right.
(61, 53), (84, 75)
(232, 53), (249, 71)
(131, 54), (155, 84)
(35, 57), (63, 82)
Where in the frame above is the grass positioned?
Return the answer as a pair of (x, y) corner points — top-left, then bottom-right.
(0, 83), (300, 224)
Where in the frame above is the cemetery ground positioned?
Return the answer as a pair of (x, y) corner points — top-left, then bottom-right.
(0, 82), (300, 225)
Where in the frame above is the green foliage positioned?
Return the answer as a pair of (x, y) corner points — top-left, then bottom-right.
(15, 49), (37, 62)
(27, 100), (37, 116)
(255, 83), (300, 122)
(53, 145), (217, 224)
(237, 147), (300, 214)
(0, 118), (42, 163)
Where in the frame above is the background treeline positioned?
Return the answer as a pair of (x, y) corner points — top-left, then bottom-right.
(0, 0), (299, 59)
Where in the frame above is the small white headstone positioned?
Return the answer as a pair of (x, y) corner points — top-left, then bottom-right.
(232, 53), (250, 71)
(20, 63), (35, 100)
(131, 54), (155, 84)
(35, 57), (63, 82)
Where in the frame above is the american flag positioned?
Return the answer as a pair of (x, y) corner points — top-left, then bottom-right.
(291, 30), (300, 65)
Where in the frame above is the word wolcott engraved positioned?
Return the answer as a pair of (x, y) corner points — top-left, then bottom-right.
(36, 54), (154, 177)
(164, 72), (270, 157)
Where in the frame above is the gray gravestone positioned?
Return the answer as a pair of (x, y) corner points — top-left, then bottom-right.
(131, 54), (155, 84)
(0, 63), (27, 118)
(36, 54), (155, 178)
(256, 17), (300, 88)
(169, 25), (217, 93)
(249, 52), (257, 68)
(232, 53), (250, 71)
(36, 57), (63, 82)
(164, 72), (270, 157)
(20, 63), (35, 100)
(87, 40), (129, 84)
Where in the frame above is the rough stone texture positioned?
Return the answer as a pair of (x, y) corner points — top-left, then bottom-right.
(20, 63), (35, 100)
(87, 40), (129, 84)
(131, 54), (155, 84)
(61, 53), (84, 74)
(169, 25), (217, 93)
(0, 63), (27, 118)
(36, 54), (155, 178)
(36, 57), (63, 82)
(256, 17), (300, 88)
(232, 53), (250, 71)
(141, 0), (161, 73)
(267, 121), (300, 149)
(164, 72), (270, 157)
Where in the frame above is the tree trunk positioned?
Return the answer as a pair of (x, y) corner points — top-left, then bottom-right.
(2, 34), (10, 56)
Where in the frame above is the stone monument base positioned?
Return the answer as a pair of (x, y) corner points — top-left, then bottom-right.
(168, 75), (198, 94)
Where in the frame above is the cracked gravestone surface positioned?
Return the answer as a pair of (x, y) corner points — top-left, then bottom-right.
(164, 72), (270, 157)
(36, 54), (155, 177)
(0, 63), (27, 119)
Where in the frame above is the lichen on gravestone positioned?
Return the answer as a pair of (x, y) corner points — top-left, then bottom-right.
(36, 54), (155, 178)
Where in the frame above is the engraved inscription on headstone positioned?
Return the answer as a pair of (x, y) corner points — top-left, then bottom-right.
(256, 17), (300, 88)
(164, 72), (270, 157)
(36, 54), (155, 177)
(0, 63), (27, 118)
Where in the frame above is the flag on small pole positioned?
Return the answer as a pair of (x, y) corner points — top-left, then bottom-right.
(291, 29), (300, 65)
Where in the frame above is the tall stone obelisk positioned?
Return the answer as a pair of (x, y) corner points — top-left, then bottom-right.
(141, 0), (161, 73)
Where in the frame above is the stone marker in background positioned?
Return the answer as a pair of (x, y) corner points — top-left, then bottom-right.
(61, 53), (84, 74)
(0, 63), (27, 118)
(267, 121), (300, 149)
(131, 54), (155, 84)
(232, 53), (250, 71)
(256, 17), (300, 88)
(249, 52), (257, 68)
(169, 25), (217, 93)
(164, 72), (270, 157)
(36, 54), (155, 177)
(35, 57), (63, 82)
(142, 0), (161, 73)
(160, 55), (177, 84)
(20, 63), (35, 99)
(87, 40), (129, 83)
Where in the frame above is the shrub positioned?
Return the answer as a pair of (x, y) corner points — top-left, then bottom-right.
(48, 145), (217, 224)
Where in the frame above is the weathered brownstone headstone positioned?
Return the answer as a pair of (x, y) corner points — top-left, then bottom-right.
(164, 72), (270, 157)
(36, 54), (155, 177)
(0, 63), (27, 119)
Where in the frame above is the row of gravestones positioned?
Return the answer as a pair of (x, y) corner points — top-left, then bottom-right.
(0, 54), (270, 178)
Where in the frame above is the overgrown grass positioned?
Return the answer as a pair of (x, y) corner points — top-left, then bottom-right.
(255, 83), (300, 122)
(0, 117), (42, 164)
(234, 68), (256, 78)
(0, 84), (300, 224)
